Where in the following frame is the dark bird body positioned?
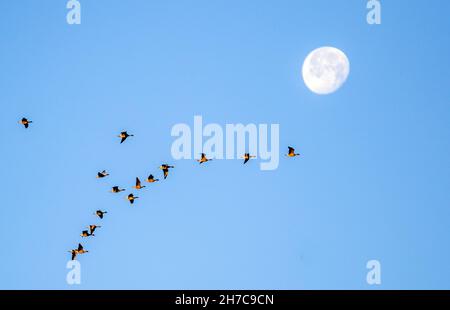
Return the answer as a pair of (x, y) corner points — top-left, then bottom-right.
(242, 153), (255, 164)
(88, 225), (101, 235)
(197, 153), (212, 164)
(127, 193), (138, 204)
(119, 131), (134, 144)
(20, 118), (32, 128)
(80, 230), (91, 238)
(133, 177), (146, 190)
(111, 186), (125, 193)
(286, 146), (300, 157)
(95, 210), (107, 219)
(69, 243), (88, 260)
(146, 174), (159, 183)
(159, 164), (174, 179)
(97, 170), (109, 178)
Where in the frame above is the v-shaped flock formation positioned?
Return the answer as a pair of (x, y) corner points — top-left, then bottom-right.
(18, 117), (300, 261)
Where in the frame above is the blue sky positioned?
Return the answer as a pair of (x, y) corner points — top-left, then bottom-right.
(1, 0), (450, 289)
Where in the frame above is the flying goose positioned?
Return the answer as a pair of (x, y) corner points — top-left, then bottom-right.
(111, 186), (125, 193)
(132, 177), (146, 190)
(197, 153), (212, 164)
(19, 117), (32, 129)
(159, 164), (174, 179)
(118, 131), (134, 144)
(95, 210), (107, 219)
(286, 146), (300, 157)
(127, 193), (139, 204)
(96, 170), (109, 178)
(242, 153), (256, 164)
(146, 174), (159, 183)
(88, 225), (101, 235)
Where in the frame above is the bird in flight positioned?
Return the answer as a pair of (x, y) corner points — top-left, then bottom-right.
(127, 193), (139, 204)
(95, 210), (107, 219)
(118, 131), (134, 144)
(242, 153), (256, 164)
(146, 174), (159, 183)
(197, 153), (212, 164)
(111, 186), (125, 193)
(69, 243), (88, 260)
(159, 164), (174, 179)
(132, 177), (146, 190)
(96, 170), (109, 178)
(286, 146), (300, 158)
(88, 225), (101, 236)
(80, 230), (92, 238)
(19, 117), (32, 129)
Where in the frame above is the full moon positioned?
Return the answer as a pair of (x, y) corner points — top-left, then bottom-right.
(302, 47), (350, 95)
